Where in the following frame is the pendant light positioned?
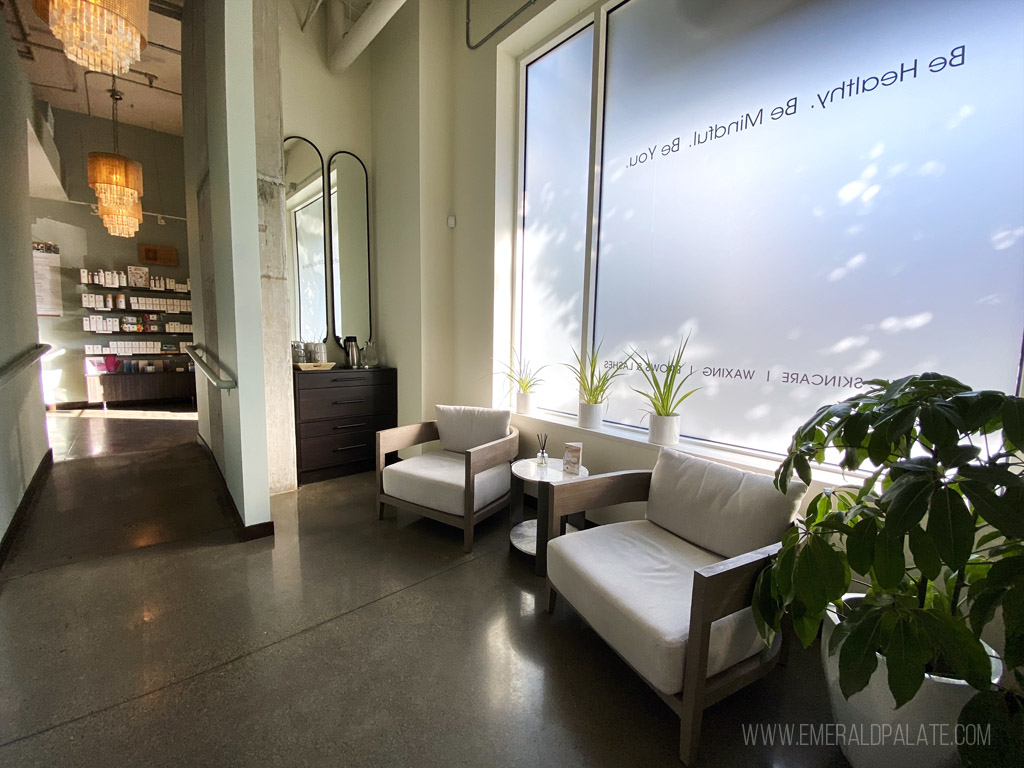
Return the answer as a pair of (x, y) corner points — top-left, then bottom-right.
(33, 0), (149, 76)
(90, 78), (144, 237)
(98, 198), (142, 237)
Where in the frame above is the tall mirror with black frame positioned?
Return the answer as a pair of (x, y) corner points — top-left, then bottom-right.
(284, 136), (327, 344)
(328, 151), (372, 353)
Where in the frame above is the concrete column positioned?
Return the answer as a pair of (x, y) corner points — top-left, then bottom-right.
(253, 0), (296, 495)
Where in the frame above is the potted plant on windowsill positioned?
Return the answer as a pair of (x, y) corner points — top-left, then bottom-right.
(753, 373), (1024, 768)
(626, 332), (700, 445)
(565, 340), (624, 429)
(498, 351), (546, 415)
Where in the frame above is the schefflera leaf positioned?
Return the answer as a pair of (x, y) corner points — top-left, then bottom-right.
(884, 613), (932, 708)
(795, 535), (848, 615)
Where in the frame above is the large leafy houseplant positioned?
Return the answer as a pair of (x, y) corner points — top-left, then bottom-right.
(753, 373), (1024, 766)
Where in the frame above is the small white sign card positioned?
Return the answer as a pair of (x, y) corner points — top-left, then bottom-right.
(127, 265), (150, 288)
(563, 442), (582, 475)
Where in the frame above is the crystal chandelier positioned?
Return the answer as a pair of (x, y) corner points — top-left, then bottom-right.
(34, 0), (149, 76)
(89, 79), (144, 237)
(99, 198), (142, 238)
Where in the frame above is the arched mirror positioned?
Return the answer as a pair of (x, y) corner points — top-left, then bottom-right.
(283, 136), (327, 343)
(328, 151), (372, 344)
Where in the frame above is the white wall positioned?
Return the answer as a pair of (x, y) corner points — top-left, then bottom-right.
(0, 31), (49, 541)
(369, 1), (424, 426)
(280, 0), (373, 164)
(182, 1), (271, 526)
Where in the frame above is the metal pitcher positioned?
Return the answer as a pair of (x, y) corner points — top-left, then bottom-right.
(344, 336), (361, 368)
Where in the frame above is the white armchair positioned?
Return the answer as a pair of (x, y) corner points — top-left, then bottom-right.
(544, 448), (807, 765)
(376, 405), (520, 552)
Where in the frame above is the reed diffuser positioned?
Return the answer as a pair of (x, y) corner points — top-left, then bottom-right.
(536, 433), (549, 466)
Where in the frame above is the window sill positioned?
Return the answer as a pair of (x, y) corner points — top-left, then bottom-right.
(510, 407), (862, 488)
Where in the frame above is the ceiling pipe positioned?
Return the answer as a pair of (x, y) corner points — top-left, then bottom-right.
(329, 0), (408, 72)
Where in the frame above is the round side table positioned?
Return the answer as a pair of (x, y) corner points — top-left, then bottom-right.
(510, 457), (589, 575)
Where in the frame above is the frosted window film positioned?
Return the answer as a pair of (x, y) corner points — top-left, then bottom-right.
(521, 27), (594, 414)
(295, 196), (327, 343)
(593, 0), (1024, 454)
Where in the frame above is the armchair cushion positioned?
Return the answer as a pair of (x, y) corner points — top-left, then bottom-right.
(381, 450), (511, 517)
(547, 520), (765, 695)
(435, 405), (511, 453)
(646, 449), (805, 559)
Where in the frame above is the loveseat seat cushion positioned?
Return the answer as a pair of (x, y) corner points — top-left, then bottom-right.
(435, 404), (511, 453)
(646, 449), (805, 559)
(382, 450), (510, 517)
(547, 520), (766, 695)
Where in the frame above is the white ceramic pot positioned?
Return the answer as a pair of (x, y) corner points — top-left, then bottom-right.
(516, 391), (534, 415)
(821, 595), (1002, 768)
(578, 402), (603, 430)
(648, 414), (679, 445)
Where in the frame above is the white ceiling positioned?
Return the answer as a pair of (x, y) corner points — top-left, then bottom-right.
(4, 0), (184, 136)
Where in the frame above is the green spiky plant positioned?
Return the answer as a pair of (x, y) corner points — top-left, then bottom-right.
(498, 350), (546, 394)
(626, 332), (700, 417)
(753, 373), (1024, 767)
(565, 340), (624, 405)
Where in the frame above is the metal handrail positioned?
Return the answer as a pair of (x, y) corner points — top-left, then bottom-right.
(0, 343), (51, 391)
(185, 344), (237, 390)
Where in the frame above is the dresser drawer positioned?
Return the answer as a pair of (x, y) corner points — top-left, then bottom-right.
(299, 430), (375, 470)
(299, 413), (396, 439)
(297, 384), (396, 421)
(296, 368), (397, 390)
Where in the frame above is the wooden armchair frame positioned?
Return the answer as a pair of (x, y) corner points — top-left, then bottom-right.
(544, 471), (784, 766)
(376, 422), (520, 552)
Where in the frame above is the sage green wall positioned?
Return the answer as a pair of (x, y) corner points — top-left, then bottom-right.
(32, 109), (189, 405)
(0, 31), (49, 542)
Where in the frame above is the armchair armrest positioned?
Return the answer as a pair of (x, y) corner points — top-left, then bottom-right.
(466, 426), (520, 477)
(376, 422), (441, 491)
(545, 470), (653, 525)
(693, 542), (782, 622)
(377, 420), (440, 456)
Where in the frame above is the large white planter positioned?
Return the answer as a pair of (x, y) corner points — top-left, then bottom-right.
(822, 596), (1002, 768)
(578, 402), (603, 430)
(648, 414), (679, 445)
(516, 391), (534, 415)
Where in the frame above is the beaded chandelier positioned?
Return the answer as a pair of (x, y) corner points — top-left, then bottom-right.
(34, 0), (149, 76)
(89, 80), (144, 237)
(98, 198), (142, 238)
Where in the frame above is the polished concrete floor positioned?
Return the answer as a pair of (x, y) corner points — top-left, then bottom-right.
(0, 414), (849, 767)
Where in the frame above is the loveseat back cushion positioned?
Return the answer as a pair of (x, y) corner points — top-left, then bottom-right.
(435, 404), (511, 453)
(646, 449), (806, 559)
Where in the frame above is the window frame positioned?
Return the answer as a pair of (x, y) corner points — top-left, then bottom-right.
(287, 174), (328, 343)
(513, 6), (612, 407)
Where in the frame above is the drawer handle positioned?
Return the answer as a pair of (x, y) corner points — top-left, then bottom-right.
(334, 423), (367, 429)
(332, 377), (366, 382)
(333, 444), (368, 452)
(333, 399), (363, 405)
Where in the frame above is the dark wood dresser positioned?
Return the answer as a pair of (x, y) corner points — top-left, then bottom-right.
(293, 367), (397, 485)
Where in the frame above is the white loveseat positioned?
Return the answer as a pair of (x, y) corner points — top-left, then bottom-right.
(545, 448), (807, 765)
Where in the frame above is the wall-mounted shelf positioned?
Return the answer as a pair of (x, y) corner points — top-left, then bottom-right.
(72, 308), (192, 316)
(83, 331), (194, 337)
(78, 284), (190, 297)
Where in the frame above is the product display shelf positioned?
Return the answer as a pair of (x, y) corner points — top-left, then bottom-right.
(78, 284), (191, 297)
(84, 331), (194, 336)
(72, 307), (192, 315)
